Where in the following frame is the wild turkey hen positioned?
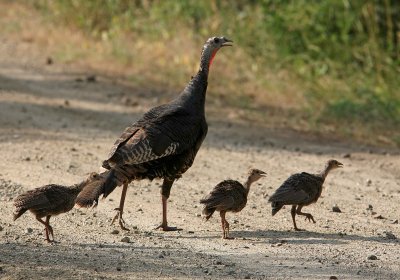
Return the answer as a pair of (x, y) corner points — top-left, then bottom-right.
(200, 169), (266, 239)
(13, 173), (99, 242)
(268, 159), (343, 231)
(76, 36), (233, 231)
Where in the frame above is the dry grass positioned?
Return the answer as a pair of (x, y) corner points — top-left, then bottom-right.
(0, 2), (398, 147)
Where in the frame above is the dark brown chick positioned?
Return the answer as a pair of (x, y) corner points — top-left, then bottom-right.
(13, 173), (99, 242)
(200, 169), (266, 239)
(268, 159), (343, 231)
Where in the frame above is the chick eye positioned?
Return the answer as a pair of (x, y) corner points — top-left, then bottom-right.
(213, 37), (220, 44)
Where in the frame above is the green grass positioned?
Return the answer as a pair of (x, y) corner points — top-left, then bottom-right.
(27, 0), (400, 146)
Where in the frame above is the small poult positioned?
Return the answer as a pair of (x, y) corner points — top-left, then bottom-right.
(200, 169), (266, 239)
(13, 173), (99, 242)
(268, 159), (343, 231)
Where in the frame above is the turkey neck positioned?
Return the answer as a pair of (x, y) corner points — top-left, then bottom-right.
(243, 177), (256, 195)
(174, 45), (216, 113)
(178, 68), (208, 114)
(318, 164), (333, 180)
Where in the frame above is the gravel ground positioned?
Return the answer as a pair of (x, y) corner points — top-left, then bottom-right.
(0, 37), (399, 280)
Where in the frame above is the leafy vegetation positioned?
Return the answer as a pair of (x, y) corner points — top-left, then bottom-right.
(29, 0), (400, 146)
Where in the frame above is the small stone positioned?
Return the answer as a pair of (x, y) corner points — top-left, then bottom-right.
(24, 157), (31, 161)
(111, 230), (119, 235)
(0, 226), (3, 231)
(329, 276), (338, 280)
(46, 57), (53, 65)
(384, 231), (396, 240)
(86, 75), (96, 82)
(367, 255), (378, 260)
(391, 219), (398, 224)
(188, 231), (194, 234)
(120, 237), (130, 243)
(366, 179), (372, 186)
(367, 204), (373, 210)
(276, 243), (283, 247)
(244, 275), (251, 279)
(158, 254), (164, 259)
(116, 267), (121, 271)
(374, 214), (385, 219)
(332, 205), (341, 213)
(196, 214), (201, 217)
(26, 228), (33, 234)
(64, 100), (70, 106)
(343, 153), (351, 158)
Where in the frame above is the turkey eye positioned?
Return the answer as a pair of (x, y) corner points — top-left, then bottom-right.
(213, 37), (220, 44)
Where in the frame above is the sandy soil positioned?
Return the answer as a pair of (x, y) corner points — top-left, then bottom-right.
(0, 36), (399, 280)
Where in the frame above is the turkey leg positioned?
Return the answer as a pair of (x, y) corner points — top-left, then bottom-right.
(111, 182), (129, 231)
(296, 205), (316, 224)
(220, 211), (233, 239)
(155, 178), (182, 231)
(36, 215), (53, 242)
(291, 205), (302, 231)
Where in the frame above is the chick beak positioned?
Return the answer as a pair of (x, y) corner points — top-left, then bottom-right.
(259, 171), (267, 177)
(337, 162), (344, 168)
(221, 38), (233, 47)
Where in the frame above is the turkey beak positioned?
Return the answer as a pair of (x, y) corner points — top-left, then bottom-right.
(259, 171), (267, 177)
(221, 38), (233, 47)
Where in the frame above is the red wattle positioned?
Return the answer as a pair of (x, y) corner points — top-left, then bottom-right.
(209, 49), (218, 68)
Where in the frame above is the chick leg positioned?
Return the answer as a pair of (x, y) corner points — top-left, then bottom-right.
(296, 205), (316, 223)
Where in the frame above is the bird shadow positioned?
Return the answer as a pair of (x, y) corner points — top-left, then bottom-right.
(173, 227), (398, 246)
(228, 229), (398, 245)
(0, 240), (231, 279)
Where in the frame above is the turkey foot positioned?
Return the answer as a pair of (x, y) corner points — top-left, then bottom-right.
(111, 208), (130, 231)
(304, 213), (316, 223)
(44, 226), (54, 243)
(154, 223), (182, 231)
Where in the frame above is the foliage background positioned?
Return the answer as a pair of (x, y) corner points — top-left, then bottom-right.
(20, 0), (400, 146)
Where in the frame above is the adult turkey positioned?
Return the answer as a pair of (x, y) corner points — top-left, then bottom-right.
(76, 36), (233, 231)
(268, 159), (343, 231)
(200, 169), (266, 239)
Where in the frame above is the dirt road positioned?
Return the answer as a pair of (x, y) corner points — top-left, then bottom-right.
(0, 37), (399, 280)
